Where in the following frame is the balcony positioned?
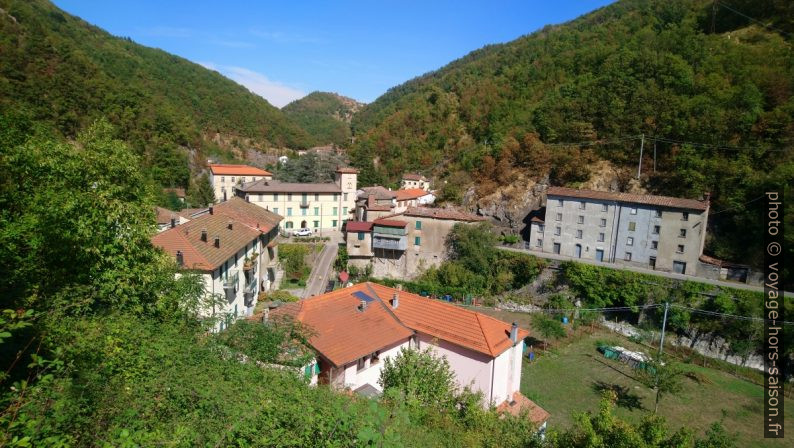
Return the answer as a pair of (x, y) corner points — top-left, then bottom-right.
(373, 235), (407, 251)
(299, 200), (310, 208)
(223, 270), (239, 291)
(243, 277), (257, 306)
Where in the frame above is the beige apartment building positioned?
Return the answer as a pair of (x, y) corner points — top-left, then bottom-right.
(236, 167), (358, 232)
(208, 164), (273, 202)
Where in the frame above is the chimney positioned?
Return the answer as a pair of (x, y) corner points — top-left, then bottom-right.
(510, 322), (518, 343)
(227, 221), (233, 230)
(200, 229), (208, 242)
(214, 235), (220, 248)
(358, 299), (367, 312)
(209, 206), (214, 215)
(170, 216), (176, 228)
(175, 250), (184, 266)
(391, 291), (399, 309)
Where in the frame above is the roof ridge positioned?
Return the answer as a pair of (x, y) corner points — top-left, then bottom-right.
(474, 312), (496, 356)
(366, 283), (415, 335)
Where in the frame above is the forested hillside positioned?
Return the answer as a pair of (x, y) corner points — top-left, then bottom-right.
(349, 0), (793, 268)
(282, 91), (363, 148)
(0, 0), (311, 188)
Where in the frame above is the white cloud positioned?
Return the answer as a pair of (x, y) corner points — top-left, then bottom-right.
(220, 66), (306, 107)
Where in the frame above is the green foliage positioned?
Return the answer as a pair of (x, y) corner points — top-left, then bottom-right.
(635, 356), (686, 414)
(379, 347), (457, 420)
(334, 245), (349, 272)
(282, 92), (360, 148)
(216, 318), (313, 367)
(274, 151), (347, 183)
(350, 0), (794, 275)
(186, 173), (215, 207)
(263, 289), (301, 303)
(531, 314), (567, 350)
(279, 244), (310, 282)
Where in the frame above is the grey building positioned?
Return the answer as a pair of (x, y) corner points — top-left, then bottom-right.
(530, 187), (710, 275)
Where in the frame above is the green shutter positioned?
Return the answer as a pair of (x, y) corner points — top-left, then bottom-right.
(358, 232), (365, 240)
(415, 220), (421, 230)
(415, 236), (421, 245)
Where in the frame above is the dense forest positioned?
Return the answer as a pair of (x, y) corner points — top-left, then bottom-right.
(282, 91), (363, 148)
(0, 0), (312, 190)
(349, 0), (794, 271)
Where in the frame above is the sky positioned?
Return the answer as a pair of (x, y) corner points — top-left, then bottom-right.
(53, 0), (614, 107)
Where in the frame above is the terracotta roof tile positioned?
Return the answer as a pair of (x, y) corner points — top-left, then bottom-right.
(272, 284), (414, 367)
(335, 166), (359, 174)
(359, 186), (396, 200)
(209, 164), (272, 176)
(368, 283), (528, 357)
(238, 179), (341, 194)
(154, 206), (178, 225)
(151, 213), (260, 271)
(497, 392), (550, 425)
(547, 186), (708, 211)
(346, 221), (374, 232)
(402, 173), (426, 181)
(373, 218), (408, 228)
(395, 189), (430, 201)
(211, 197), (283, 233)
(403, 206), (486, 222)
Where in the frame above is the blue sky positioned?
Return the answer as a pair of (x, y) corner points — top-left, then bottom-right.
(54, 1), (613, 107)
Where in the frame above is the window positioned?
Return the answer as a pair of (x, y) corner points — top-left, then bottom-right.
(332, 220), (338, 228)
(358, 232), (365, 241)
(258, 194), (263, 201)
(302, 193), (308, 201)
(357, 357), (366, 372)
(314, 207), (319, 216)
(415, 220), (422, 230)
(273, 207), (279, 215)
(579, 201), (586, 210)
(655, 210), (662, 218)
(679, 228), (687, 238)
(315, 193), (319, 201)
(601, 204), (608, 212)
(627, 237), (634, 246)
(600, 218), (607, 227)
(333, 207), (338, 215)
(576, 229), (583, 239)
(630, 207), (638, 215)
(371, 351), (380, 365)
(231, 177), (235, 183)
(677, 244), (685, 253)
(653, 225), (660, 234)
(274, 193), (279, 201)
(344, 193), (348, 201)
(555, 226), (561, 236)
(343, 207), (348, 215)
(536, 239), (543, 247)
(313, 220), (319, 228)
(598, 233), (605, 242)
(538, 224), (545, 233)
(651, 241), (658, 250)
(577, 215), (584, 224)
(625, 252), (632, 261)
(287, 208), (293, 216)
(415, 236), (421, 246)
(241, 177), (246, 183)
(682, 212), (689, 221)
(285, 221), (293, 229)
(556, 213), (562, 221)
(557, 199), (563, 207)
(334, 193), (339, 201)
(628, 222), (636, 231)
(301, 208), (307, 216)
(221, 176), (225, 183)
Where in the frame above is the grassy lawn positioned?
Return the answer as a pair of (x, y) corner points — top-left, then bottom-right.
(476, 308), (791, 448)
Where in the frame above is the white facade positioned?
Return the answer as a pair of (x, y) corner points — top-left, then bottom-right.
(321, 339), (411, 392)
(209, 169), (273, 203)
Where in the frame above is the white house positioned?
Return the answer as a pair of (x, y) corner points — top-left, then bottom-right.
(270, 282), (549, 429)
(152, 199), (282, 330)
(208, 164), (273, 203)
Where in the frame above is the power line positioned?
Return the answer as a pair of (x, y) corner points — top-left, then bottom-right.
(540, 304), (663, 313)
(708, 194), (767, 215)
(715, 1), (792, 38)
(670, 304), (794, 326)
(645, 135), (790, 153)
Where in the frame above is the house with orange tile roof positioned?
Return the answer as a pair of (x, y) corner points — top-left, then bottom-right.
(152, 201), (282, 331)
(154, 206), (190, 232)
(269, 282), (548, 428)
(400, 173), (430, 191)
(208, 164), (273, 202)
(344, 206), (486, 278)
(393, 188), (435, 212)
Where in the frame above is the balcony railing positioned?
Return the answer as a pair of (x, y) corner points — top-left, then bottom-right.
(373, 235), (407, 251)
(223, 270), (239, 290)
(299, 200), (310, 208)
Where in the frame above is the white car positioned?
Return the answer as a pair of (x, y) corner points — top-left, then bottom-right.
(293, 228), (312, 237)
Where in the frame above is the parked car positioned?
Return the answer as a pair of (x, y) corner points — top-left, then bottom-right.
(293, 228), (312, 237)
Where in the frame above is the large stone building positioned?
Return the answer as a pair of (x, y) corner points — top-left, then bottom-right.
(345, 206), (486, 278)
(236, 167), (358, 232)
(209, 164), (273, 202)
(151, 199), (282, 330)
(528, 187), (709, 275)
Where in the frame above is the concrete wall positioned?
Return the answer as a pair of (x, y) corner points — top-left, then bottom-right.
(491, 342), (523, 406)
(346, 231), (373, 258)
(417, 333), (494, 404)
(330, 339), (411, 392)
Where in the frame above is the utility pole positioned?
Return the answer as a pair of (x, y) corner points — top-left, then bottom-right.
(658, 301), (669, 357)
(653, 141), (657, 173)
(637, 133), (645, 179)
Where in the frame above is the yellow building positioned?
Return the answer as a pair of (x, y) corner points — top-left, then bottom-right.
(236, 167), (358, 232)
(209, 164), (273, 202)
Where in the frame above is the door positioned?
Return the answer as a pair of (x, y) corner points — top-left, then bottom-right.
(553, 243), (561, 254)
(595, 249), (604, 262)
(300, 220), (307, 229)
(649, 257), (656, 269)
(673, 261), (686, 274)
(574, 244), (582, 258)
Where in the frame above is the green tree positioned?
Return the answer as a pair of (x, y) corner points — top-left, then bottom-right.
(187, 173), (215, 206)
(379, 347), (457, 419)
(531, 314), (566, 351)
(636, 356), (685, 415)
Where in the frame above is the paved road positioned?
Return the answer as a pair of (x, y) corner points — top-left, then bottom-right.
(499, 245), (781, 294)
(303, 236), (341, 298)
